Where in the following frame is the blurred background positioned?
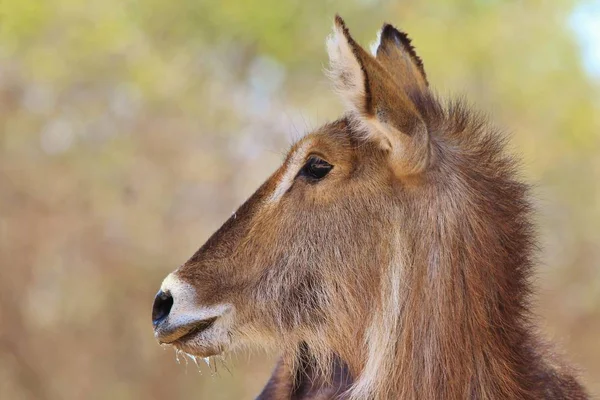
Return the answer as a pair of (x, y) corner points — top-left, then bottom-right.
(0, 0), (599, 398)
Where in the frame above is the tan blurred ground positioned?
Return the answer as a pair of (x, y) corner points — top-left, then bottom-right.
(0, 1), (599, 399)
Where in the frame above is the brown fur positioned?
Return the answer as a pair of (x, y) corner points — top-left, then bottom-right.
(166, 16), (588, 399)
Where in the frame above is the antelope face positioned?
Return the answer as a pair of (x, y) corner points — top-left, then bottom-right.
(152, 16), (432, 360)
(152, 123), (396, 358)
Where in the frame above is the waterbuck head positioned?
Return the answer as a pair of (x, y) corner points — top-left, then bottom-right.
(152, 16), (539, 399)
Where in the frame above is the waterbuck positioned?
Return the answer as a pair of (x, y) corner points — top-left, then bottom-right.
(151, 16), (588, 399)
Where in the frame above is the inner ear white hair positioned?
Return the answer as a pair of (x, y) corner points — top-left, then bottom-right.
(369, 28), (383, 56)
(325, 15), (367, 116)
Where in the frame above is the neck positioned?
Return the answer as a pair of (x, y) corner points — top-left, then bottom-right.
(348, 179), (539, 400)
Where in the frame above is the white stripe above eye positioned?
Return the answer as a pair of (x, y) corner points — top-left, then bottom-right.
(267, 139), (314, 204)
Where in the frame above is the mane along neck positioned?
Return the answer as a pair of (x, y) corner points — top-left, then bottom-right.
(348, 98), (539, 400)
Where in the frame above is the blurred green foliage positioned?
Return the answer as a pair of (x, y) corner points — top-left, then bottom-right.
(0, 0), (598, 399)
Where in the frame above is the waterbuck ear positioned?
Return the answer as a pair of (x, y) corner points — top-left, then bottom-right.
(326, 16), (429, 176)
(371, 24), (428, 92)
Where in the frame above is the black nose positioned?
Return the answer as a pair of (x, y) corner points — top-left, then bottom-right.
(152, 290), (173, 327)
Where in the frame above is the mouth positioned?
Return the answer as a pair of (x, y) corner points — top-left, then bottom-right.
(164, 317), (218, 345)
(154, 312), (232, 358)
(155, 318), (226, 357)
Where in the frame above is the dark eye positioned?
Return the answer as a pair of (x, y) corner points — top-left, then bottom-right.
(299, 156), (333, 181)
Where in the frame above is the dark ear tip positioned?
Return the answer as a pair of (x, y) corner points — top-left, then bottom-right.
(334, 14), (346, 29)
(334, 14), (353, 41)
(381, 23), (397, 37)
(380, 23), (410, 47)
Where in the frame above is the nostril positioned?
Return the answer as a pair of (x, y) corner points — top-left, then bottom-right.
(152, 290), (173, 327)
